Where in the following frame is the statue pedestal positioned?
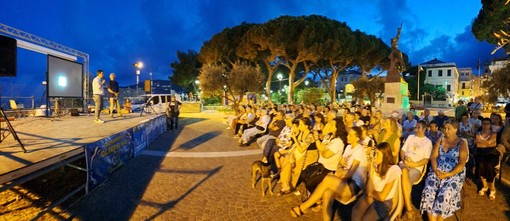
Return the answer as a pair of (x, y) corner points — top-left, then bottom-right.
(381, 80), (410, 115)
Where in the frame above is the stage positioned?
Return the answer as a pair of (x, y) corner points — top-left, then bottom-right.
(0, 113), (166, 188)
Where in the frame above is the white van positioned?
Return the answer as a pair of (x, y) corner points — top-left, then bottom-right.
(131, 94), (181, 114)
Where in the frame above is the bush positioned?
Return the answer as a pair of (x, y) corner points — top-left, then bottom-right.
(202, 96), (221, 106)
(296, 88), (325, 105)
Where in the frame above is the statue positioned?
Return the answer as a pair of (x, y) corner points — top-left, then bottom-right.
(386, 23), (405, 82)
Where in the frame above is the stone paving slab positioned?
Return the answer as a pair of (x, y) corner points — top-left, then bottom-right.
(68, 112), (510, 221)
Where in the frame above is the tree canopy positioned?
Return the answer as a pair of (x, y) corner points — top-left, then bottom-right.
(198, 14), (400, 104)
(169, 50), (201, 93)
(483, 62), (510, 103)
(198, 62), (265, 112)
(472, 0), (510, 53)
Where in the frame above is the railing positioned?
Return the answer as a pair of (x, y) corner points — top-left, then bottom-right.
(0, 96), (35, 109)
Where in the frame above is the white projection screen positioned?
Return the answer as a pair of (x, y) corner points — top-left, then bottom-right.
(47, 55), (83, 98)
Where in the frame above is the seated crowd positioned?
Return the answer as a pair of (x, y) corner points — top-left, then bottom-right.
(225, 102), (508, 220)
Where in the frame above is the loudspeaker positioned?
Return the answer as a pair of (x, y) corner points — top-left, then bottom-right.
(0, 35), (17, 77)
(144, 80), (151, 93)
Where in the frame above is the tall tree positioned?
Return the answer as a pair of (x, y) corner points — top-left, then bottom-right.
(199, 22), (255, 66)
(237, 24), (281, 102)
(198, 62), (265, 113)
(472, 1), (510, 53)
(169, 50), (201, 93)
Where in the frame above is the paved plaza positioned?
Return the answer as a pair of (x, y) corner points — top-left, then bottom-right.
(68, 112), (510, 221)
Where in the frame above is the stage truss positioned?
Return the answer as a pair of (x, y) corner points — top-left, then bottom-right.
(0, 23), (90, 110)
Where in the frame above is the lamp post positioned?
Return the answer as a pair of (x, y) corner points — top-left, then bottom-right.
(133, 62), (143, 96)
(277, 73), (283, 94)
(149, 72), (152, 94)
(417, 65), (423, 104)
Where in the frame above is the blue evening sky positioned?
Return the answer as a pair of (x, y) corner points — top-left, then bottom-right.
(0, 0), (505, 99)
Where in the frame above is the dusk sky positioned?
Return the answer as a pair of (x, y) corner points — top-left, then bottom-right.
(0, 0), (506, 100)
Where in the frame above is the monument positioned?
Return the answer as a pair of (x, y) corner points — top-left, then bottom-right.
(381, 24), (410, 114)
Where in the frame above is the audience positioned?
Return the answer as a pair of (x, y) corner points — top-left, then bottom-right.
(425, 121), (443, 147)
(290, 127), (368, 219)
(420, 120), (468, 221)
(376, 118), (401, 163)
(351, 142), (401, 221)
(399, 120), (433, 219)
(433, 110), (449, 130)
(223, 102), (494, 220)
(279, 117), (318, 194)
(475, 118), (500, 200)
(402, 111), (417, 141)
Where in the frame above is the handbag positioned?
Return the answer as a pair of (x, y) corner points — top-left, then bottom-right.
(299, 162), (329, 193)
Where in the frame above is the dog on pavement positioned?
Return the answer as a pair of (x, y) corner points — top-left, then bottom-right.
(251, 160), (273, 197)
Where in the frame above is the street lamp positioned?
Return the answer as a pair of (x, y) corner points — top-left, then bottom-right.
(417, 65), (423, 103)
(149, 72), (152, 94)
(133, 62), (143, 96)
(277, 73), (283, 94)
(305, 80), (309, 86)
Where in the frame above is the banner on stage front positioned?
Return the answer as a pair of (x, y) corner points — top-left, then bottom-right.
(145, 116), (166, 144)
(132, 124), (147, 157)
(85, 130), (133, 192)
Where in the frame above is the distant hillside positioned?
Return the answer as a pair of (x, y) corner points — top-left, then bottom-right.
(120, 80), (186, 94)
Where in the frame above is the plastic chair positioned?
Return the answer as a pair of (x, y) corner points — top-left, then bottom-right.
(9, 100), (22, 117)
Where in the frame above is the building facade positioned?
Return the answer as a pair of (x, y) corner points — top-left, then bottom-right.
(336, 70), (361, 95)
(421, 58), (459, 105)
(457, 67), (478, 100)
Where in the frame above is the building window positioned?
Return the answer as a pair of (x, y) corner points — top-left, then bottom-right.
(462, 83), (466, 89)
(428, 70), (432, 77)
(447, 69), (451, 76)
(462, 91), (464, 95)
(438, 70), (443, 77)
(447, 85), (451, 92)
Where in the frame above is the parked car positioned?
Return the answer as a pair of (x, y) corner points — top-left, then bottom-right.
(492, 101), (507, 113)
(131, 94), (181, 113)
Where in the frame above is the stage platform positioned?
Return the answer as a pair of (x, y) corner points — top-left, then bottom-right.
(0, 113), (164, 186)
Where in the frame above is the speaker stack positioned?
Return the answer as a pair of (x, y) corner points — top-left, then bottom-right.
(0, 35), (17, 77)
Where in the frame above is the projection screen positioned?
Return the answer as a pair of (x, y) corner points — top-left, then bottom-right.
(47, 55), (83, 98)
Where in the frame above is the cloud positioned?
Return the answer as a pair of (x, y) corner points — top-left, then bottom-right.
(408, 24), (506, 71)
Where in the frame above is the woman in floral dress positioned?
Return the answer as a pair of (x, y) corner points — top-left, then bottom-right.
(420, 120), (469, 221)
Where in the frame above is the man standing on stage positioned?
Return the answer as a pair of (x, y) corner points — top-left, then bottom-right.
(92, 70), (105, 123)
(107, 73), (123, 118)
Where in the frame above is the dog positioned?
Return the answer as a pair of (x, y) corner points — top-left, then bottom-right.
(251, 160), (273, 197)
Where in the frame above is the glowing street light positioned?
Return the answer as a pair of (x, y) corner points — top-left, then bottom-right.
(277, 73), (283, 94)
(305, 80), (309, 86)
(133, 62), (143, 96)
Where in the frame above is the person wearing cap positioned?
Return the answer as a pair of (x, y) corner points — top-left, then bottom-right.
(433, 110), (449, 130)
(107, 73), (123, 118)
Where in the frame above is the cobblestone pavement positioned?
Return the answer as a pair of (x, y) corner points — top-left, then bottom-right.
(68, 112), (510, 221)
